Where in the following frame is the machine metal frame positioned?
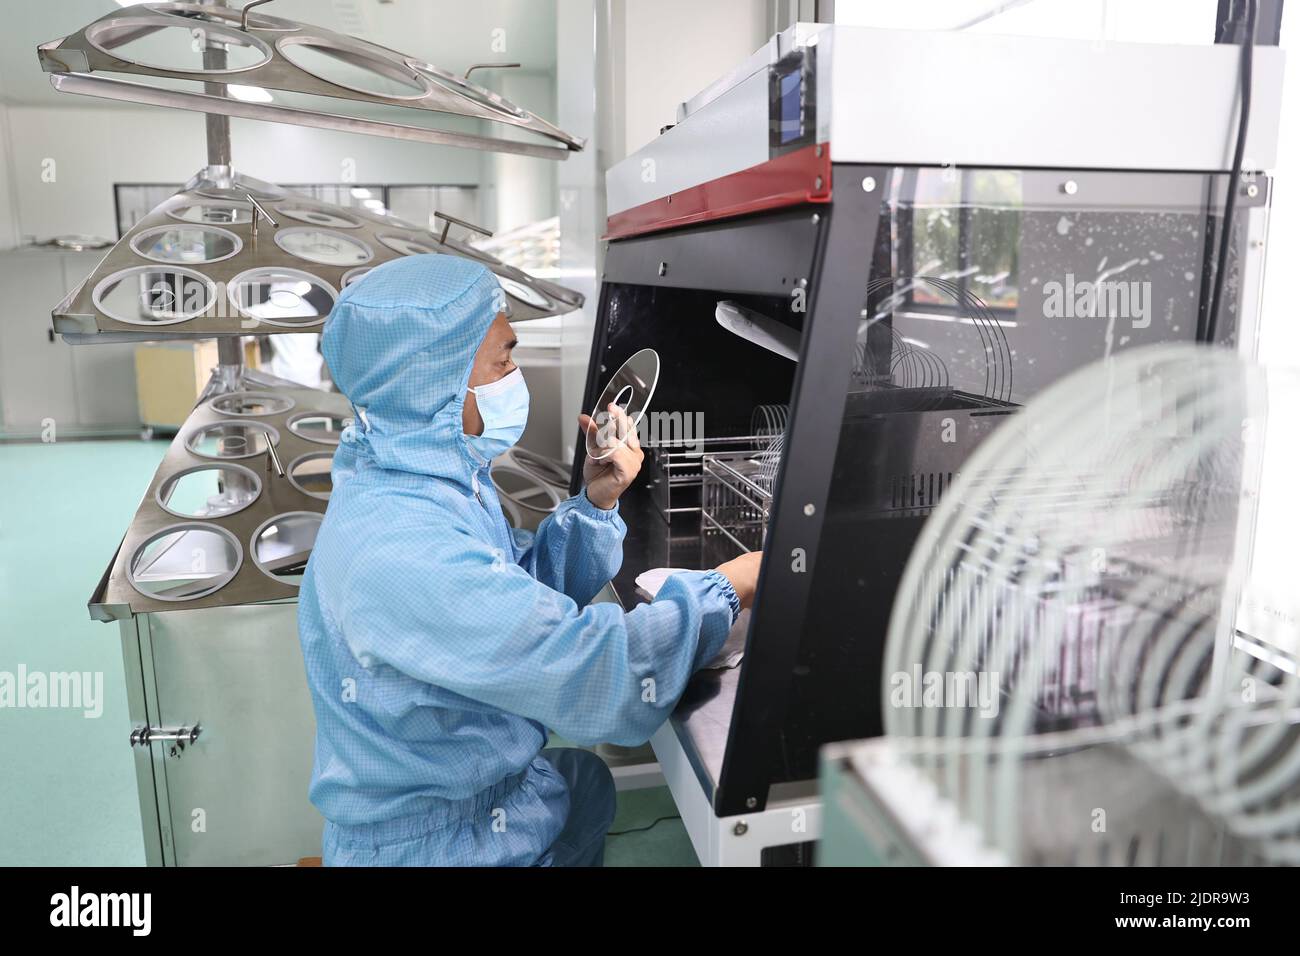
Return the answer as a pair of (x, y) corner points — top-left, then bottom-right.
(711, 163), (884, 816)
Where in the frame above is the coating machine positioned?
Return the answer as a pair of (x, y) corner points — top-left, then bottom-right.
(580, 15), (1284, 865)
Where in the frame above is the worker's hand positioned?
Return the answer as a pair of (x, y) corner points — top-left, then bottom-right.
(579, 403), (644, 510)
(715, 551), (763, 610)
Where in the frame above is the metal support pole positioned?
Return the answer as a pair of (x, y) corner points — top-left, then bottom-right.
(199, 0), (234, 170)
(202, 2), (257, 500)
(200, 0), (243, 390)
(205, 113), (232, 169)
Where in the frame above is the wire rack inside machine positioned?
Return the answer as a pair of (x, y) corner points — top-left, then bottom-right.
(697, 404), (786, 554)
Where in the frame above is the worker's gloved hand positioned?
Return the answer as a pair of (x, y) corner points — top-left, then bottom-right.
(715, 551), (763, 610)
(579, 403), (644, 510)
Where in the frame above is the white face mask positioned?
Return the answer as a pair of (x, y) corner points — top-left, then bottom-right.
(466, 367), (530, 459)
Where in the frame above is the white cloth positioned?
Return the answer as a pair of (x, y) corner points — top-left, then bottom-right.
(636, 568), (748, 670)
(634, 567), (691, 599)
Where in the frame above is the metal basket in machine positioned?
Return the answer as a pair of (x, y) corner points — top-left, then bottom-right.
(701, 447), (780, 554)
(646, 435), (770, 523)
(646, 404), (789, 531)
(697, 404), (785, 554)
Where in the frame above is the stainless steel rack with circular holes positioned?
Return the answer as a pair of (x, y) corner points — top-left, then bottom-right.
(55, 172), (584, 341)
(38, 2), (585, 160)
(95, 380), (353, 619)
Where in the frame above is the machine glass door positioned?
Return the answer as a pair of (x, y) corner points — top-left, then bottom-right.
(765, 164), (1261, 784)
(883, 166), (1256, 400)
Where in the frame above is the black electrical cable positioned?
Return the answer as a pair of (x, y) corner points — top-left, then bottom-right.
(1205, 0), (1258, 344)
(606, 814), (681, 836)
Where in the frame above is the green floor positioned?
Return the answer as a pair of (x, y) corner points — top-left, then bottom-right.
(0, 439), (161, 866)
(604, 784), (697, 867)
(0, 438), (696, 867)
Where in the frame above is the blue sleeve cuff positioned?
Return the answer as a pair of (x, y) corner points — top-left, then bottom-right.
(701, 569), (741, 626)
(577, 488), (621, 521)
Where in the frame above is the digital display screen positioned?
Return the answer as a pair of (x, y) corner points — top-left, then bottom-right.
(778, 70), (802, 144)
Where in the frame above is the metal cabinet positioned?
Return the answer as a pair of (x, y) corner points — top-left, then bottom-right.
(0, 251), (78, 431)
(121, 602), (323, 866)
(64, 250), (140, 428)
(0, 249), (140, 436)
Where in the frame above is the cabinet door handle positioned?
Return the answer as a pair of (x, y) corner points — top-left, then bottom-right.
(130, 724), (202, 757)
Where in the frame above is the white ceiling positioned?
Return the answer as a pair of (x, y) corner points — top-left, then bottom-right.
(0, 0), (558, 106)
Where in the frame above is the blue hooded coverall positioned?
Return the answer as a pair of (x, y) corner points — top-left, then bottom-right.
(299, 255), (740, 866)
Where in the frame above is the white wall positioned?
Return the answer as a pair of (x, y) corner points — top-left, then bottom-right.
(480, 70), (559, 234)
(0, 105), (486, 246)
(0, 106), (16, 248)
(613, 0), (768, 162)
(558, 0), (601, 464)
(543, 0), (768, 461)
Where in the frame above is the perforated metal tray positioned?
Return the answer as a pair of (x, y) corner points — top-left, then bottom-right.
(54, 168), (583, 341)
(38, 3), (583, 159)
(90, 373), (351, 620)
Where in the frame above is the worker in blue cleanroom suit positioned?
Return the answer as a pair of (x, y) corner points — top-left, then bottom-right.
(298, 255), (762, 866)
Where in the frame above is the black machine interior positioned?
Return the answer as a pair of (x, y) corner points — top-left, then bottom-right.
(571, 283), (801, 593)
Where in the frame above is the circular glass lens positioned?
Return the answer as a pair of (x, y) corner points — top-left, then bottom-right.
(157, 465), (262, 518)
(277, 203), (364, 229)
(128, 525), (242, 601)
(130, 224), (241, 264)
(289, 413), (348, 445)
(288, 453), (333, 500)
(585, 348), (660, 461)
(167, 201), (254, 225)
(186, 421), (278, 459)
(341, 267), (372, 287)
(499, 277), (552, 310)
(208, 391), (295, 417)
(252, 512), (323, 586)
(377, 234), (439, 257)
(275, 228), (372, 266)
(93, 266), (214, 326)
(228, 268), (337, 327)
